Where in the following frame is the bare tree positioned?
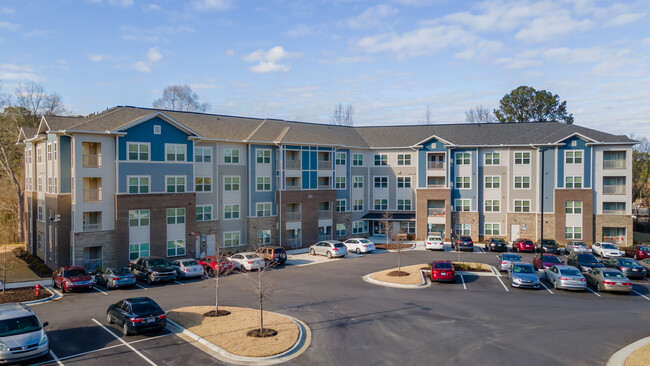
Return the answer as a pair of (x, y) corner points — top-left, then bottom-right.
(201, 235), (232, 317)
(420, 104), (434, 125)
(330, 103), (354, 126)
(153, 84), (211, 113)
(14, 82), (69, 121)
(465, 105), (496, 123)
(246, 245), (278, 338)
(633, 136), (650, 207)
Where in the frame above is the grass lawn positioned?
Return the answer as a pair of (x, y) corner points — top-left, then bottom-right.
(0, 244), (41, 283)
(625, 342), (650, 366)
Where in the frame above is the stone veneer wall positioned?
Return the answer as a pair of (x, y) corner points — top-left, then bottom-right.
(506, 213), (538, 241)
(594, 214), (633, 246)
(416, 188), (451, 241)
(246, 216), (279, 250)
(451, 211), (479, 240)
(554, 189), (593, 245)
(277, 189), (337, 248)
(73, 230), (116, 268)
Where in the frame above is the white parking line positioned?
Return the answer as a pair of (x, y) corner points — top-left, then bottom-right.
(459, 274), (467, 290)
(92, 287), (108, 295)
(173, 281), (185, 286)
(586, 288), (602, 297)
(91, 318), (158, 366)
(540, 281), (554, 294)
(49, 350), (64, 366)
(477, 248), (485, 254)
(494, 274), (510, 292)
(632, 290), (650, 301)
(135, 284), (148, 290)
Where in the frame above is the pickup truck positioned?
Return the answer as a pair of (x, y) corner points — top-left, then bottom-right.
(129, 256), (177, 285)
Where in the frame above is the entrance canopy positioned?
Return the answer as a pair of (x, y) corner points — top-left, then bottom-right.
(361, 212), (416, 221)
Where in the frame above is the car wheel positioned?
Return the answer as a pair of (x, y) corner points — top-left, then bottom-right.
(356, 248), (361, 254)
(326, 251), (332, 259)
(122, 322), (130, 336)
(207, 268), (214, 277)
(597, 283), (603, 292)
(106, 280), (112, 290)
(106, 312), (113, 324)
(52, 279), (56, 288)
(61, 283), (67, 293)
(310, 249), (315, 256)
(553, 280), (558, 289)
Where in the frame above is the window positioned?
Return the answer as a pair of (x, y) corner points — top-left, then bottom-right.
(603, 151), (625, 169)
(565, 201), (582, 214)
(565, 176), (583, 189)
(195, 177), (212, 192)
(514, 152), (531, 165)
(397, 199), (412, 211)
(485, 153), (500, 165)
(37, 146), (43, 163)
(455, 176), (470, 189)
(335, 176), (346, 189)
(485, 176), (500, 189)
(166, 176), (186, 193)
(257, 230), (271, 245)
(166, 208), (185, 224)
(397, 154), (411, 166)
(514, 176), (531, 189)
(485, 223), (500, 236)
(455, 199), (470, 212)
(165, 144), (186, 161)
(400, 222), (415, 234)
(397, 177), (411, 188)
(53, 178), (58, 194)
(154, 125), (161, 134)
(374, 176), (388, 188)
(455, 152), (470, 165)
(128, 176), (150, 194)
(374, 199), (388, 210)
(167, 240), (186, 257)
(603, 202), (625, 215)
(374, 154), (387, 166)
(38, 177), (43, 192)
(26, 148), (31, 164)
(129, 243), (150, 261)
(47, 143), (52, 161)
(352, 221), (364, 234)
(352, 176), (364, 188)
(566, 151), (583, 164)
(196, 205), (212, 221)
(256, 202), (271, 217)
(224, 176), (240, 191)
(256, 149), (271, 164)
(336, 223), (346, 237)
(514, 200), (531, 213)
(353, 199), (364, 211)
(565, 227), (582, 240)
(129, 210), (150, 227)
(256, 176), (271, 191)
(128, 142), (149, 161)
(224, 148), (239, 163)
(224, 204), (240, 219)
(47, 178), (52, 193)
(353, 154), (363, 166)
(336, 199), (346, 212)
(485, 200), (500, 212)
(455, 223), (471, 236)
(195, 146), (212, 163)
(223, 231), (240, 247)
(335, 152), (346, 165)
(603, 177), (625, 194)
(37, 205), (43, 222)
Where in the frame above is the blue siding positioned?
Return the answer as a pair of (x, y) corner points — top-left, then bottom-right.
(556, 136), (592, 188)
(59, 136), (71, 193)
(250, 145), (277, 215)
(417, 138), (446, 187)
(450, 148), (477, 211)
(302, 171), (310, 189)
(119, 163), (193, 193)
(302, 151), (310, 170)
(335, 149), (350, 207)
(542, 148), (555, 213)
(117, 117), (193, 162)
(310, 171), (317, 188)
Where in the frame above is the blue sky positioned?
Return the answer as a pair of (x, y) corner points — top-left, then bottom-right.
(1, 0), (649, 139)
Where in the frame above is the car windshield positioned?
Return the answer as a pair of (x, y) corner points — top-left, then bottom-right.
(603, 272), (625, 279)
(149, 259), (168, 267)
(63, 268), (87, 277)
(573, 242), (587, 247)
(601, 244), (617, 250)
(544, 256), (562, 263)
(542, 240), (558, 246)
(0, 315), (42, 337)
(434, 262), (452, 269)
(503, 254), (521, 261)
(334, 243), (346, 248)
(560, 268), (582, 276)
(640, 247), (650, 252)
(577, 254), (599, 264)
(513, 265), (534, 274)
(114, 268), (131, 276)
(182, 260), (199, 266)
(245, 254), (260, 259)
(274, 248), (286, 254)
(492, 238), (506, 244)
(359, 240), (372, 244)
(619, 259), (639, 267)
(131, 302), (162, 315)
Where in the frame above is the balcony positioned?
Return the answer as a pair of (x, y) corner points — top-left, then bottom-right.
(285, 211), (301, 222)
(83, 188), (102, 202)
(286, 159), (301, 170)
(82, 154), (101, 168)
(318, 234), (332, 241)
(83, 223), (102, 231)
(285, 236), (301, 249)
(317, 177), (331, 189)
(428, 161), (444, 169)
(603, 185), (625, 195)
(318, 210), (332, 219)
(286, 177), (301, 190)
(603, 160), (625, 169)
(427, 208), (445, 216)
(318, 160), (332, 170)
(603, 209), (625, 215)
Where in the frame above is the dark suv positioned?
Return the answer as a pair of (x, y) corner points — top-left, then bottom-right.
(537, 239), (561, 254)
(255, 246), (287, 265)
(485, 237), (508, 252)
(129, 257), (176, 285)
(567, 253), (605, 273)
(454, 236), (474, 252)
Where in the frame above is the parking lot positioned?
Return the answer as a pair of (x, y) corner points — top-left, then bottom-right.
(25, 245), (650, 366)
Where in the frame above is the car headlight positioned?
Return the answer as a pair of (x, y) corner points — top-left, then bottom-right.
(65, 280), (73, 286)
(0, 343), (8, 351)
(39, 333), (48, 345)
(513, 277), (522, 283)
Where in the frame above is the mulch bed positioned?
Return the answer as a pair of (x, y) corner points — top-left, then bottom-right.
(247, 328), (278, 338)
(204, 309), (231, 317)
(376, 243), (413, 250)
(0, 287), (50, 304)
(387, 270), (410, 277)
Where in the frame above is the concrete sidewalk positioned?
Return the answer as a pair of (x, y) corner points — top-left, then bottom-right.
(1, 279), (51, 290)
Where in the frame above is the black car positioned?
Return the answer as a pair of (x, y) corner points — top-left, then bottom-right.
(602, 257), (647, 279)
(537, 239), (561, 254)
(255, 246), (287, 265)
(567, 253), (605, 272)
(485, 238), (508, 252)
(106, 297), (166, 336)
(454, 236), (474, 252)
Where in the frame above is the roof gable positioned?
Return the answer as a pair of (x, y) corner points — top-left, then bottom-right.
(115, 112), (199, 137)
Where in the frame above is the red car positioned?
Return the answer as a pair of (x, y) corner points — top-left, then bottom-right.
(624, 244), (650, 260)
(431, 261), (456, 282)
(532, 254), (564, 270)
(197, 256), (234, 276)
(512, 238), (535, 253)
(52, 266), (94, 293)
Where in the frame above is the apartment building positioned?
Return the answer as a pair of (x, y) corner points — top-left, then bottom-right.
(19, 106), (636, 270)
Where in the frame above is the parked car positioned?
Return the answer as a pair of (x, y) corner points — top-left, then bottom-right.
(129, 257), (177, 285)
(592, 242), (623, 258)
(512, 238), (535, 253)
(567, 253), (606, 273)
(601, 258), (647, 279)
(94, 267), (136, 290)
(507, 262), (540, 289)
(197, 256), (234, 276)
(255, 246), (288, 265)
(537, 239), (561, 254)
(485, 237), (508, 252)
(309, 240), (348, 258)
(52, 266), (94, 293)
(425, 235), (444, 251)
(228, 252), (266, 271)
(498, 253), (522, 272)
(532, 254), (564, 270)
(106, 297), (166, 336)
(565, 241), (591, 254)
(584, 268), (633, 293)
(342, 238), (376, 254)
(170, 258), (204, 279)
(545, 265), (587, 291)
(454, 236), (474, 252)
(430, 261), (455, 282)
(624, 244), (650, 260)
(0, 303), (49, 364)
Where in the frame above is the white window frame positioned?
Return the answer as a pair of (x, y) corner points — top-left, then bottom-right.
(352, 176), (364, 189)
(514, 176), (531, 189)
(353, 199), (364, 211)
(565, 176), (583, 189)
(374, 154), (387, 166)
(352, 221), (364, 234)
(455, 223), (471, 236)
(397, 176), (412, 188)
(353, 154), (363, 166)
(223, 231), (240, 247)
(397, 199), (412, 211)
(484, 152), (500, 165)
(397, 154), (412, 166)
(166, 175), (186, 193)
(256, 202), (271, 217)
(565, 226), (582, 240)
(374, 199), (388, 210)
(195, 176), (212, 192)
(374, 176), (388, 189)
(196, 205), (213, 221)
(127, 175), (150, 194)
(455, 176), (471, 189)
(129, 209), (150, 227)
(167, 239), (186, 257)
(336, 199), (346, 212)
(195, 146), (212, 163)
(514, 200), (531, 213)
(455, 152), (470, 165)
(565, 201), (582, 214)
(514, 152), (531, 165)
(256, 176), (271, 192)
(256, 149), (271, 164)
(129, 243), (150, 261)
(224, 148), (240, 164)
(485, 176), (500, 189)
(165, 143), (186, 162)
(127, 142), (150, 161)
(455, 199), (471, 212)
(335, 152), (346, 166)
(166, 208), (186, 225)
(335, 176), (346, 190)
(565, 150), (583, 165)
(224, 204), (240, 220)
(484, 223), (501, 236)
(257, 230), (271, 245)
(484, 199), (500, 212)
(336, 223), (346, 237)
(224, 176), (240, 192)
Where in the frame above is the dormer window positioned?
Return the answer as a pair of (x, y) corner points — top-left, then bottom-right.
(154, 125), (161, 134)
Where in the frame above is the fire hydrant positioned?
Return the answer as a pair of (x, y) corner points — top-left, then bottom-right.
(35, 284), (42, 296)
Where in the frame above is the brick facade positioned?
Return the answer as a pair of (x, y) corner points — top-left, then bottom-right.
(246, 216), (279, 249)
(594, 214), (633, 246)
(554, 189), (593, 245)
(73, 230), (116, 268)
(451, 211), (479, 240)
(277, 189), (337, 248)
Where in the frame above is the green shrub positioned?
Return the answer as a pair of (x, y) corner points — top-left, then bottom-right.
(38, 267), (52, 276)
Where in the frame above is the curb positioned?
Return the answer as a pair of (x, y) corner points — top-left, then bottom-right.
(607, 336), (650, 366)
(167, 314), (311, 365)
(22, 285), (61, 306)
(362, 270), (431, 289)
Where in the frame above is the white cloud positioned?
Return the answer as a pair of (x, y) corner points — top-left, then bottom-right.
(0, 64), (43, 81)
(89, 54), (105, 62)
(189, 83), (219, 89)
(146, 4), (161, 11)
(147, 47), (163, 62)
(225, 48), (235, 56)
(108, 0), (133, 7)
(346, 4), (398, 29)
(1, 7), (15, 14)
(543, 47), (606, 64)
(494, 57), (542, 69)
(120, 25), (194, 43)
(515, 13), (592, 43)
(606, 12), (645, 27)
(243, 46), (300, 73)
(286, 24), (317, 37)
(131, 61), (150, 72)
(193, 0), (232, 11)
(443, 1), (560, 32)
(0, 21), (20, 31)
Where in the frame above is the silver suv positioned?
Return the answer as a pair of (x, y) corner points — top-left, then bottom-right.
(0, 303), (49, 363)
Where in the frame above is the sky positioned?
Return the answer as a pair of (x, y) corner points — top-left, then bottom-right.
(1, 0), (649, 140)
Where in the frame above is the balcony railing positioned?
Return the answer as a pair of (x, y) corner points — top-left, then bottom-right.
(603, 160), (625, 169)
(318, 210), (332, 219)
(318, 160), (332, 170)
(318, 182), (332, 189)
(427, 184), (445, 189)
(427, 208), (445, 216)
(82, 154), (101, 168)
(286, 160), (301, 170)
(317, 234), (332, 241)
(285, 211), (301, 222)
(428, 161), (444, 169)
(603, 185), (625, 195)
(603, 209), (625, 215)
(286, 182), (301, 190)
(285, 237), (302, 249)
(83, 189), (102, 202)
(83, 223), (102, 231)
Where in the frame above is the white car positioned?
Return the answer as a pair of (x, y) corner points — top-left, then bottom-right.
(343, 238), (376, 254)
(170, 258), (204, 279)
(425, 236), (444, 250)
(228, 252), (266, 271)
(592, 242), (623, 258)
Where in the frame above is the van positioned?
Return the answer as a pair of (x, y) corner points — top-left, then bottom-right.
(0, 303), (49, 363)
